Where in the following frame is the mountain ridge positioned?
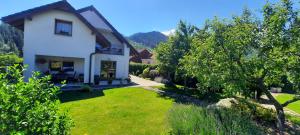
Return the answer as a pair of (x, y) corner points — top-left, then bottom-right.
(128, 31), (168, 49)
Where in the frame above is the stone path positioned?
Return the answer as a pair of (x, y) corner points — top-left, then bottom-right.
(130, 75), (164, 87)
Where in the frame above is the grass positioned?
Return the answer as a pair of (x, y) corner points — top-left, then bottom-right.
(275, 93), (300, 127)
(152, 85), (223, 102)
(59, 87), (174, 135)
(275, 93), (300, 114)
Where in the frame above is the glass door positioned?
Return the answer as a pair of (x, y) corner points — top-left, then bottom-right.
(100, 61), (116, 80)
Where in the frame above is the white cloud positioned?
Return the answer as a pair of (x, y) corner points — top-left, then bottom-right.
(161, 29), (176, 36)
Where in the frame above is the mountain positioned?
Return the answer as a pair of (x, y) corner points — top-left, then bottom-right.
(128, 31), (168, 49)
(128, 40), (152, 51)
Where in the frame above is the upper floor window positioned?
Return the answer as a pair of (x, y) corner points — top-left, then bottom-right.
(55, 19), (72, 36)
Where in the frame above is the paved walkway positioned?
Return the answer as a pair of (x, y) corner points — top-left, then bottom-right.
(130, 75), (164, 87)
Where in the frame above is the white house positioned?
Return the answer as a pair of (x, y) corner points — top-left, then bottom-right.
(1, 0), (138, 84)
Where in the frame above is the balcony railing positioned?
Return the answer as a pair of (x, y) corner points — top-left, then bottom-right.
(96, 48), (124, 55)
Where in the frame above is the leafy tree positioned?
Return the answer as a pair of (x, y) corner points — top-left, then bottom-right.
(0, 23), (23, 55)
(0, 65), (73, 134)
(182, 0), (300, 133)
(155, 21), (197, 86)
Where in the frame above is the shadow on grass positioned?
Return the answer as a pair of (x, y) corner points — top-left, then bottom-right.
(286, 116), (300, 135)
(58, 90), (104, 103)
(155, 85), (223, 106)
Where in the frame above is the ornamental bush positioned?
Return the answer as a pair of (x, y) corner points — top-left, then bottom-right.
(0, 65), (73, 134)
(129, 62), (157, 75)
(168, 104), (263, 135)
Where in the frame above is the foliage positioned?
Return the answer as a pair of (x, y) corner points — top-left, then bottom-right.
(129, 62), (157, 75)
(155, 21), (197, 83)
(60, 87), (173, 134)
(0, 23), (23, 55)
(0, 65), (73, 134)
(232, 99), (277, 124)
(149, 69), (159, 80)
(181, 0), (300, 131)
(167, 104), (263, 135)
(141, 67), (150, 78)
(0, 54), (23, 67)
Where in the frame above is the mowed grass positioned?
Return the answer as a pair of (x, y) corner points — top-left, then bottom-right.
(60, 87), (174, 135)
(275, 93), (300, 126)
(275, 93), (300, 114)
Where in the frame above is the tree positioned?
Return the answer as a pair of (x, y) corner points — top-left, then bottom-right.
(0, 23), (23, 55)
(0, 65), (73, 134)
(155, 21), (197, 86)
(182, 1), (300, 133)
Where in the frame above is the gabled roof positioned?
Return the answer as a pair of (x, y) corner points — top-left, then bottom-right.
(1, 0), (110, 47)
(77, 6), (139, 56)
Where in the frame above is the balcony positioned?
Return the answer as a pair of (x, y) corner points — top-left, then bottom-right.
(96, 47), (123, 55)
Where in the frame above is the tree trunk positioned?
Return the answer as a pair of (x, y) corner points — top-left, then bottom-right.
(184, 76), (187, 90)
(258, 78), (285, 134)
(256, 89), (263, 100)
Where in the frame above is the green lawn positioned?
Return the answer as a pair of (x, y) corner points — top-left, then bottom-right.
(275, 94), (300, 114)
(59, 87), (174, 135)
(275, 93), (300, 126)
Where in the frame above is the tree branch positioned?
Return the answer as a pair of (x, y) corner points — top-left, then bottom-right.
(281, 95), (300, 107)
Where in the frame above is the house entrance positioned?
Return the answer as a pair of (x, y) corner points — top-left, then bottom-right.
(100, 61), (116, 80)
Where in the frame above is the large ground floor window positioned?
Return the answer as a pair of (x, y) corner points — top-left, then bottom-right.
(100, 61), (116, 80)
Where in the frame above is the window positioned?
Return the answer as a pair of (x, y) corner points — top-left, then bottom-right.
(63, 61), (74, 72)
(55, 19), (72, 36)
(100, 61), (116, 79)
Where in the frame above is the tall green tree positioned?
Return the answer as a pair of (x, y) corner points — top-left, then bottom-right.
(182, 1), (300, 133)
(155, 21), (197, 86)
(0, 23), (23, 55)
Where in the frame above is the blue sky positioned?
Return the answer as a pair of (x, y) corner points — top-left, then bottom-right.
(1, 0), (283, 36)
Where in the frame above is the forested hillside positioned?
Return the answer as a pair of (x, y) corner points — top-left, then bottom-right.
(128, 31), (167, 48)
(0, 23), (23, 55)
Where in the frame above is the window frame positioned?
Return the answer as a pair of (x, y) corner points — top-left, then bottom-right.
(54, 19), (73, 36)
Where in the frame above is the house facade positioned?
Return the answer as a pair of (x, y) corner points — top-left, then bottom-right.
(1, 1), (138, 84)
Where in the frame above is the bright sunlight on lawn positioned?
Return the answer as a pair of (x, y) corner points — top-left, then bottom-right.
(275, 94), (300, 114)
(59, 87), (174, 135)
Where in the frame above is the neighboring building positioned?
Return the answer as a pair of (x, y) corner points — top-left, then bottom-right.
(130, 49), (155, 64)
(1, 0), (138, 84)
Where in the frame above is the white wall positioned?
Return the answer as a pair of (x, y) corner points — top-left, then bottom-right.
(79, 10), (112, 31)
(93, 44), (130, 79)
(23, 10), (96, 83)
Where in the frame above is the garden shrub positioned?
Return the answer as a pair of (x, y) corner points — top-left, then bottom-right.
(0, 65), (73, 134)
(149, 69), (159, 80)
(232, 99), (277, 125)
(0, 54), (22, 67)
(168, 104), (263, 135)
(129, 62), (157, 75)
(141, 67), (150, 78)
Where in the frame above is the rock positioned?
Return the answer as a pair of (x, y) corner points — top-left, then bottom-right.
(207, 98), (238, 109)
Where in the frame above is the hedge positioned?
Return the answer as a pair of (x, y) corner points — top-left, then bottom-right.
(129, 62), (157, 75)
(0, 54), (23, 67)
